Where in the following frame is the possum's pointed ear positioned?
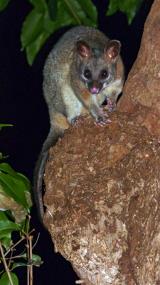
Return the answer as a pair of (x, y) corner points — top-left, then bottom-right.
(104, 40), (121, 62)
(77, 41), (91, 58)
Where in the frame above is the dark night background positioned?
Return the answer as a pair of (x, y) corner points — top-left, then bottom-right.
(0, 0), (154, 284)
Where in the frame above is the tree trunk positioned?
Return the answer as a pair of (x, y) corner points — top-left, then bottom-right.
(118, 0), (160, 137)
(43, 1), (160, 284)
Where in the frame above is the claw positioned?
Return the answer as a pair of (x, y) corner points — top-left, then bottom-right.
(94, 117), (112, 127)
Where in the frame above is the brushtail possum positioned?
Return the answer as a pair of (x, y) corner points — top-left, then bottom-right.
(34, 26), (124, 219)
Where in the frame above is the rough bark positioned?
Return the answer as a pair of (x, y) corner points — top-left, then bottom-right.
(43, 1), (160, 284)
(118, 0), (160, 137)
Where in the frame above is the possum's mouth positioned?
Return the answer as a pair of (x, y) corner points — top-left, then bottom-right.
(88, 75), (116, 95)
(89, 86), (101, 94)
(88, 81), (103, 95)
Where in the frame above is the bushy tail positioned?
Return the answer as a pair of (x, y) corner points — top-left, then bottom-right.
(33, 128), (63, 221)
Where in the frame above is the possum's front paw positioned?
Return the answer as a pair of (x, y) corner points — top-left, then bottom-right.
(95, 110), (111, 126)
(71, 116), (84, 126)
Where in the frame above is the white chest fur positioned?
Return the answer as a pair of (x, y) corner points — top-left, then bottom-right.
(62, 84), (83, 123)
(103, 79), (123, 98)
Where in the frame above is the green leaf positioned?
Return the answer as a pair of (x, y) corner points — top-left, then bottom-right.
(63, 0), (85, 25)
(0, 212), (9, 221)
(0, 213), (12, 247)
(0, 163), (18, 177)
(0, 0), (10, 12)
(29, 0), (47, 12)
(78, 0), (97, 23)
(0, 235), (12, 250)
(53, 0), (74, 27)
(0, 163), (31, 193)
(0, 174), (27, 209)
(120, 0), (143, 24)
(26, 32), (50, 65)
(14, 253), (43, 267)
(15, 173), (31, 193)
(12, 262), (27, 270)
(106, 0), (119, 16)
(0, 165), (31, 209)
(0, 123), (12, 137)
(30, 254), (43, 266)
(19, 214), (30, 233)
(21, 10), (44, 49)
(21, 0), (98, 64)
(63, 0), (96, 26)
(106, 0), (143, 24)
(13, 253), (43, 268)
(0, 272), (19, 285)
(21, 2), (54, 65)
(47, 0), (57, 20)
(0, 220), (20, 235)
(0, 124), (12, 129)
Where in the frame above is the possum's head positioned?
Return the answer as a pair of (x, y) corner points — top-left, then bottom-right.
(76, 40), (121, 95)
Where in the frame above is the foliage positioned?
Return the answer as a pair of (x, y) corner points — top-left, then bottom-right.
(21, 0), (97, 65)
(0, 126), (42, 285)
(0, 0), (9, 11)
(106, 0), (144, 24)
(0, 0), (144, 65)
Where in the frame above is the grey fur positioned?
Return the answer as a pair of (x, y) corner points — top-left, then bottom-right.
(34, 26), (124, 221)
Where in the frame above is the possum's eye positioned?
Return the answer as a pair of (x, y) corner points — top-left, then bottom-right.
(84, 69), (92, 80)
(100, 69), (108, 80)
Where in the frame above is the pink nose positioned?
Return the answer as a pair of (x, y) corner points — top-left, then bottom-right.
(90, 86), (99, 94)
